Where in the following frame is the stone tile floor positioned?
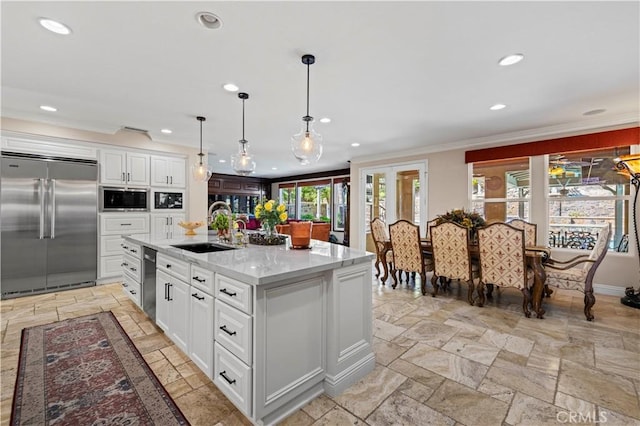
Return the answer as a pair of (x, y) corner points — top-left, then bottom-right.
(1, 275), (639, 425)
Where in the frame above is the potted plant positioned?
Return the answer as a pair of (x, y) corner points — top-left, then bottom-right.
(212, 213), (230, 241)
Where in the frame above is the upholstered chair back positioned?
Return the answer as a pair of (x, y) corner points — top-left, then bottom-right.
(370, 217), (392, 262)
(389, 220), (423, 273)
(507, 219), (537, 247)
(430, 221), (472, 282)
(425, 218), (438, 241)
(477, 223), (528, 290)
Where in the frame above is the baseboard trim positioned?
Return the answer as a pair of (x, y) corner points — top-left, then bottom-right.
(594, 283), (627, 297)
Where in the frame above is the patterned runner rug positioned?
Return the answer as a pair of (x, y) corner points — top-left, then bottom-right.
(11, 311), (189, 425)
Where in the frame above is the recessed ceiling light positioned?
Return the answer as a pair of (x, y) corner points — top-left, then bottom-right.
(272, 167), (278, 170)
(218, 159), (226, 163)
(583, 109), (606, 116)
(40, 105), (57, 112)
(196, 12), (222, 29)
(160, 129), (172, 134)
(498, 54), (524, 66)
(38, 18), (71, 35)
(223, 83), (239, 92)
(320, 117), (331, 123)
(490, 103), (507, 111)
(351, 143), (360, 147)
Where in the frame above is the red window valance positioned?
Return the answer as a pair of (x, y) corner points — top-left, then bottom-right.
(465, 127), (639, 163)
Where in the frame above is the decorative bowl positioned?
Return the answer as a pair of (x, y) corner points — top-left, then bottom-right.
(177, 221), (205, 236)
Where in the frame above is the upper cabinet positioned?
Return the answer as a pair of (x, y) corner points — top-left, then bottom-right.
(151, 155), (186, 188)
(100, 150), (150, 186)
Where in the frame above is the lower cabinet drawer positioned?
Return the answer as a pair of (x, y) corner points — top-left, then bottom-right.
(214, 342), (252, 416)
(122, 273), (141, 306)
(157, 253), (189, 282)
(100, 255), (124, 278)
(121, 253), (142, 282)
(214, 300), (252, 365)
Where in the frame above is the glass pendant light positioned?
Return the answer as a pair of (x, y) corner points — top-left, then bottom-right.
(291, 54), (323, 165)
(192, 116), (212, 182)
(231, 92), (256, 176)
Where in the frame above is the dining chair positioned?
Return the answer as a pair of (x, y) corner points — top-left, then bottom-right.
(545, 223), (611, 321)
(430, 221), (476, 304)
(424, 218), (439, 241)
(388, 219), (431, 295)
(370, 217), (393, 282)
(477, 222), (534, 317)
(507, 218), (553, 297)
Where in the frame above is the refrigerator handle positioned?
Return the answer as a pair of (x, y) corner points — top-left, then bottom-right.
(50, 179), (56, 239)
(38, 178), (45, 239)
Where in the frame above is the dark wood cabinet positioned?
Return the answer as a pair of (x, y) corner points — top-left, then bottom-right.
(208, 173), (270, 214)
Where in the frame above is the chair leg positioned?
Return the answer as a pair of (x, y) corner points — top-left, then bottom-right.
(486, 283), (494, 298)
(420, 272), (427, 296)
(476, 281), (485, 307)
(466, 279), (475, 306)
(374, 254), (381, 278)
(521, 288), (531, 318)
(391, 266), (399, 289)
(431, 273), (439, 297)
(544, 284), (553, 298)
(584, 290), (595, 321)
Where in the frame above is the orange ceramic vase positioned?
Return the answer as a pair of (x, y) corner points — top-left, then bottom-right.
(289, 221), (312, 248)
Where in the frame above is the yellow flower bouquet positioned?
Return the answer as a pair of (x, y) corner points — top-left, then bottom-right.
(254, 199), (288, 234)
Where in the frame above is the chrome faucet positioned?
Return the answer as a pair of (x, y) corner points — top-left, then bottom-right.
(208, 201), (233, 242)
(233, 218), (248, 246)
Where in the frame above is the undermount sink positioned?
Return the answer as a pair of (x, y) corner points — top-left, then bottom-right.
(171, 242), (236, 253)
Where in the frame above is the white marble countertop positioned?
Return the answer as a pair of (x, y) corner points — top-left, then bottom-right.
(124, 233), (374, 286)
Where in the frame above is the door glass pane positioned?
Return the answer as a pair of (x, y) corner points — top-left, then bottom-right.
(396, 170), (419, 224)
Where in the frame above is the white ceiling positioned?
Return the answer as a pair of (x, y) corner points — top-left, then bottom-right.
(2, 1), (638, 178)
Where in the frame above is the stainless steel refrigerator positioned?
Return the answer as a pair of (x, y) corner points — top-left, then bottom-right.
(1, 152), (98, 298)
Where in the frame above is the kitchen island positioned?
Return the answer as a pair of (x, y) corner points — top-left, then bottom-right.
(122, 233), (375, 426)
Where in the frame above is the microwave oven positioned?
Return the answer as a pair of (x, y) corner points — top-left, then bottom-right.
(152, 190), (184, 210)
(100, 187), (149, 212)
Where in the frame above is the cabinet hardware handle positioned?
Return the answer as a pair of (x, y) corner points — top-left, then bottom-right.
(192, 293), (205, 301)
(219, 325), (236, 336)
(122, 283), (128, 287)
(166, 264), (172, 268)
(130, 290), (136, 295)
(122, 244), (128, 249)
(170, 176), (173, 184)
(166, 176), (169, 184)
(220, 288), (237, 297)
(192, 276), (205, 283)
(121, 223), (132, 226)
(130, 267), (137, 272)
(219, 371), (236, 385)
(122, 172), (126, 182)
(127, 172), (131, 182)
(121, 262), (128, 267)
(131, 249), (137, 253)
(168, 283), (173, 301)
(165, 283), (169, 300)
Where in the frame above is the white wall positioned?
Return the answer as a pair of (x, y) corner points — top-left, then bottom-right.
(350, 145), (640, 293)
(0, 117), (209, 222)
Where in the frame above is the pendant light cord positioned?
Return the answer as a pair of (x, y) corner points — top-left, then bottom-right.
(242, 97), (246, 153)
(197, 116), (206, 165)
(306, 61), (310, 133)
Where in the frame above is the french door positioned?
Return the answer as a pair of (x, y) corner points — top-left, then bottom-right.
(361, 162), (427, 251)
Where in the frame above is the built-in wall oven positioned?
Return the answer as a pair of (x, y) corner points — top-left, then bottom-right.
(152, 189), (184, 211)
(100, 187), (149, 212)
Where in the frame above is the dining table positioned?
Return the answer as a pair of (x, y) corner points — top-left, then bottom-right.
(380, 239), (547, 318)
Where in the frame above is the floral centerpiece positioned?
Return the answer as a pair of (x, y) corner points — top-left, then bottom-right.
(252, 199), (288, 244)
(435, 208), (486, 241)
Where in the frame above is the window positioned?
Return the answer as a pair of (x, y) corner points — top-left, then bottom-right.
(278, 183), (296, 218)
(333, 178), (349, 231)
(297, 179), (331, 222)
(548, 147), (631, 251)
(471, 157), (530, 222)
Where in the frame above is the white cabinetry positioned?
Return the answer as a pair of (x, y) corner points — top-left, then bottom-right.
(189, 288), (214, 377)
(156, 254), (190, 353)
(100, 150), (150, 186)
(150, 213), (185, 240)
(151, 155), (186, 188)
(98, 213), (149, 279)
(121, 241), (142, 306)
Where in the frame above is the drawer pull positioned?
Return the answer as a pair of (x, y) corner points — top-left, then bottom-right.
(220, 288), (237, 297)
(193, 276), (206, 283)
(166, 264), (172, 269)
(129, 290), (136, 295)
(121, 223), (132, 226)
(192, 293), (205, 301)
(130, 249), (137, 253)
(122, 245), (128, 249)
(122, 283), (128, 287)
(219, 325), (236, 336)
(130, 267), (137, 272)
(220, 371), (236, 385)
(121, 262), (128, 267)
